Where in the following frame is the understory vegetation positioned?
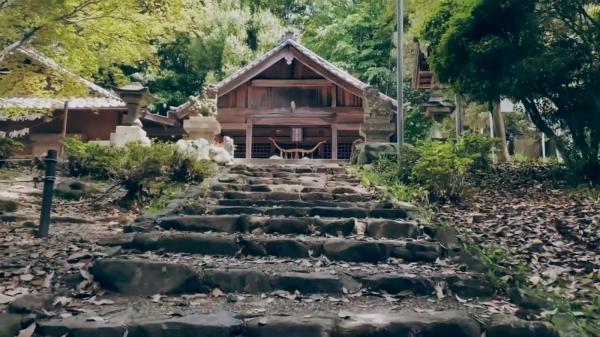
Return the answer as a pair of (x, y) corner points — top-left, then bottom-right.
(62, 137), (217, 209)
(0, 138), (23, 166)
(353, 133), (497, 203)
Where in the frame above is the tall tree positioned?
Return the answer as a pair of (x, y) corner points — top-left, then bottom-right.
(422, 0), (600, 181)
(146, 0), (287, 113)
(302, 0), (397, 96)
(0, 0), (199, 96)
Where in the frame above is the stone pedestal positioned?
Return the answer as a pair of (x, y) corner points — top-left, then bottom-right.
(183, 116), (221, 142)
(110, 125), (151, 147)
(359, 118), (395, 143)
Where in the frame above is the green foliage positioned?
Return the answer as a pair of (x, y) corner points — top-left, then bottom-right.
(355, 134), (498, 203)
(62, 137), (217, 208)
(0, 138), (23, 165)
(411, 141), (472, 202)
(0, 0), (200, 96)
(456, 133), (498, 169)
(302, 0), (397, 96)
(422, 0), (600, 183)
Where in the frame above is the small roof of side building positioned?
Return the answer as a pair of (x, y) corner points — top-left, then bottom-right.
(0, 46), (126, 121)
(159, 37), (398, 123)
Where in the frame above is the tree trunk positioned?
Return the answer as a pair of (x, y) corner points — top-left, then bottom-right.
(491, 101), (509, 163)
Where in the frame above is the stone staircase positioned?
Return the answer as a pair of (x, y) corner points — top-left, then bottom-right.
(34, 162), (557, 337)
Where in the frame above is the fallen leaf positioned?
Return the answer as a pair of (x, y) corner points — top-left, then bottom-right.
(17, 322), (36, 337)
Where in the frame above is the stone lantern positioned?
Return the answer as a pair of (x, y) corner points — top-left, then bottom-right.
(110, 82), (153, 147)
(421, 87), (455, 141)
(359, 87), (395, 142)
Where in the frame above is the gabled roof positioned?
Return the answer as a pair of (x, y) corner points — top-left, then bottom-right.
(0, 45), (126, 120)
(165, 38), (397, 121)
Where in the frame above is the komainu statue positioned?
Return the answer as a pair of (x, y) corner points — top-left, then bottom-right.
(360, 86), (395, 142)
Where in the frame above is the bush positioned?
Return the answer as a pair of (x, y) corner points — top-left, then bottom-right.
(456, 133), (498, 169)
(411, 141), (473, 202)
(0, 138), (23, 165)
(356, 135), (498, 203)
(62, 137), (217, 208)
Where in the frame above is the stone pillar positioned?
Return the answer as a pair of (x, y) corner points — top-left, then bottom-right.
(245, 121), (253, 159)
(110, 82), (153, 147)
(331, 126), (338, 160)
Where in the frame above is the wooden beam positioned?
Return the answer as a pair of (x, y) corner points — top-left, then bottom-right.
(332, 86), (337, 107)
(218, 47), (289, 97)
(250, 79), (332, 88)
(220, 123), (247, 130)
(290, 47), (364, 97)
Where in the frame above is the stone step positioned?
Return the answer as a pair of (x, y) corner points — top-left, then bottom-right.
(155, 215), (424, 239)
(104, 232), (441, 263)
(90, 258), (489, 298)
(223, 191), (376, 203)
(204, 206), (409, 220)
(33, 309), (556, 337)
(216, 199), (391, 210)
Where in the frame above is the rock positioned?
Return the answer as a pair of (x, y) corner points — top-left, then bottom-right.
(486, 315), (558, 337)
(336, 311), (481, 337)
(128, 312), (243, 337)
(201, 270), (271, 293)
(391, 241), (441, 262)
(7, 294), (53, 314)
(245, 316), (336, 337)
(37, 315), (126, 337)
(366, 220), (418, 239)
(323, 240), (390, 263)
(54, 181), (91, 200)
(350, 142), (398, 165)
(253, 238), (310, 258)
(0, 198), (19, 213)
(91, 259), (200, 295)
(272, 272), (342, 294)
(368, 208), (408, 219)
(508, 288), (550, 310)
(361, 274), (434, 295)
(133, 232), (239, 256)
(159, 215), (241, 233)
(0, 313), (23, 337)
(308, 207), (369, 218)
(448, 276), (495, 298)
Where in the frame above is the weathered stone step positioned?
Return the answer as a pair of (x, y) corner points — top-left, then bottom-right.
(105, 232), (441, 263)
(156, 215), (423, 239)
(90, 258), (488, 298)
(158, 215), (357, 236)
(34, 309), (558, 337)
(216, 198), (390, 210)
(204, 206), (409, 220)
(223, 191), (376, 203)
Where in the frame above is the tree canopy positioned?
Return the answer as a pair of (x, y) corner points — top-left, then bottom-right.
(422, 0), (600, 181)
(0, 0), (201, 96)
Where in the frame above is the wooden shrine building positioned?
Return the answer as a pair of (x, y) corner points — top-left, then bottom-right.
(145, 36), (397, 159)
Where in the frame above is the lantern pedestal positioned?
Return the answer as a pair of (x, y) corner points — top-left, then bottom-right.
(110, 123), (151, 147)
(183, 116), (221, 142)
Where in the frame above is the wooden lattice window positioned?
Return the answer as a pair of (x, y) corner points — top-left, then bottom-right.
(338, 143), (353, 160)
(323, 143), (332, 159)
(252, 143), (272, 158)
(234, 144), (245, 158)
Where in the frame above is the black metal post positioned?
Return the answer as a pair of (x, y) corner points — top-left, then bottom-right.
(38, 149), (57, 238)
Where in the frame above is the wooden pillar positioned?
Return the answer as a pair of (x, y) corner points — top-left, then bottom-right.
(245, 120), (253, 159)
(331, 125), (338, 160)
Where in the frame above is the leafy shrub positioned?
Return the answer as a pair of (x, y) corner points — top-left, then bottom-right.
(62, 137), (217, 208)
(0, 138), (23, 165)
(456, 133), (498, 169)
(372, 145), (420, 184)
(411, 141), (473, 202)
